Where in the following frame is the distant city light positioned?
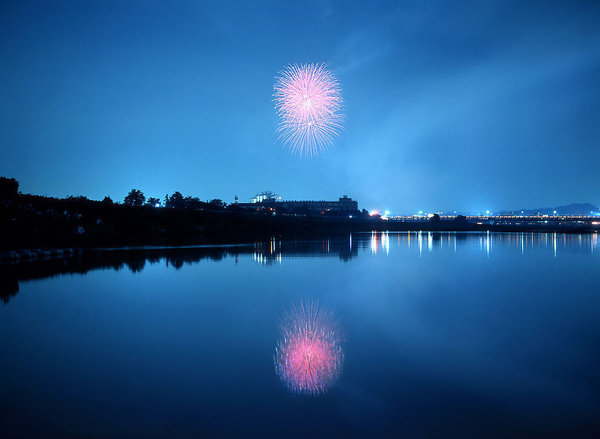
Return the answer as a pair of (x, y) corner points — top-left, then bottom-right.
(370, 210), (379, 216)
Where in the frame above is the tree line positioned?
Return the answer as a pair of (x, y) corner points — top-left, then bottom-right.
(2, 177), (363, 217)
(116, 189), (228, 211)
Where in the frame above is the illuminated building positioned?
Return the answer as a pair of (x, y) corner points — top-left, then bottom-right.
(249, 191), (282, 203)
(239, 194), (359, 215)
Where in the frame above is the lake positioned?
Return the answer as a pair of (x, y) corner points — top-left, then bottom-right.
(1, 232), (599, 438)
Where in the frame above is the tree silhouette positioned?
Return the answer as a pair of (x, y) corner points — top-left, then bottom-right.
(0, 177), (19, 199)
(146, 197), (160, 207)
(124, 189), (145, 206)
(208, 199), (226, 210)
(166, 191), (185, 209)
(184, 196), (203, 210)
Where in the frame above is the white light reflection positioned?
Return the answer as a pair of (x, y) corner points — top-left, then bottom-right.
(253, 251), (282, 265)
(252, 231), (599, 265)
(382, 231), (390, 255)
(520, 232), (524, 255)
(371, 232), (378, 254)
(253, 237), (283, 265)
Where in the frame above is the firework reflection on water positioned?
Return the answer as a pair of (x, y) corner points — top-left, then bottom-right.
(274, 300), (343, 396)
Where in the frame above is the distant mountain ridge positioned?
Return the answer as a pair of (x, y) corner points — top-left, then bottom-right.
(497, 203), (599, 216)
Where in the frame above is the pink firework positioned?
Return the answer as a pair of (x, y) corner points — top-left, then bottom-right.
(274, 301), (343, 396)
(273, 63), (344, 157)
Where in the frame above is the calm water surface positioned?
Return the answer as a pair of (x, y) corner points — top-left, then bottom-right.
(1, 232), (599, 438)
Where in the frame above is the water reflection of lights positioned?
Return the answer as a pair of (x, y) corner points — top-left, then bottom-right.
(370, 232), (377, 254)
(370, 231), (390, 255)
(253, 236), (283, 265)
(253, 252), (282, 265)
(252, 232), (599, 262)
(380, 231), (598, 258)
(382, 232), (390, 255)
(253, 236), (361, 263)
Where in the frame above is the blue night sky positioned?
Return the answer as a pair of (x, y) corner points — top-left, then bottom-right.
(1, 0), (599, 215)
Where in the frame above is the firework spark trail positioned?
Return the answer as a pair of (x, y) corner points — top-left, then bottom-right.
(274, 301), (343, 395)
(273, 63), (344, 157)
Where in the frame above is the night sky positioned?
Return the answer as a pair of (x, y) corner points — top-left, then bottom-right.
(1, 0), (599, 215)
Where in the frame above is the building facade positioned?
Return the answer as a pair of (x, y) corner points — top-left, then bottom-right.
(239, 194), (359, 215)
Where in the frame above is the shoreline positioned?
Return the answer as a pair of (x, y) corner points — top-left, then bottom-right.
(2, 193), (598, 253)
(2, 226), (598, 264)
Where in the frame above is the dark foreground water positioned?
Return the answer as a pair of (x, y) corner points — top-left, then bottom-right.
(1, 232), (599, 438)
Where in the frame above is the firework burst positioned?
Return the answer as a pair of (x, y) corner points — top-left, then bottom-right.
(274, 300), (343, 396)
(273, 63), (344, 157)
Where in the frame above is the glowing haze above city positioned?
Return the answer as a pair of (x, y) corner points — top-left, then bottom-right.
(1, 1), (599, 215)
